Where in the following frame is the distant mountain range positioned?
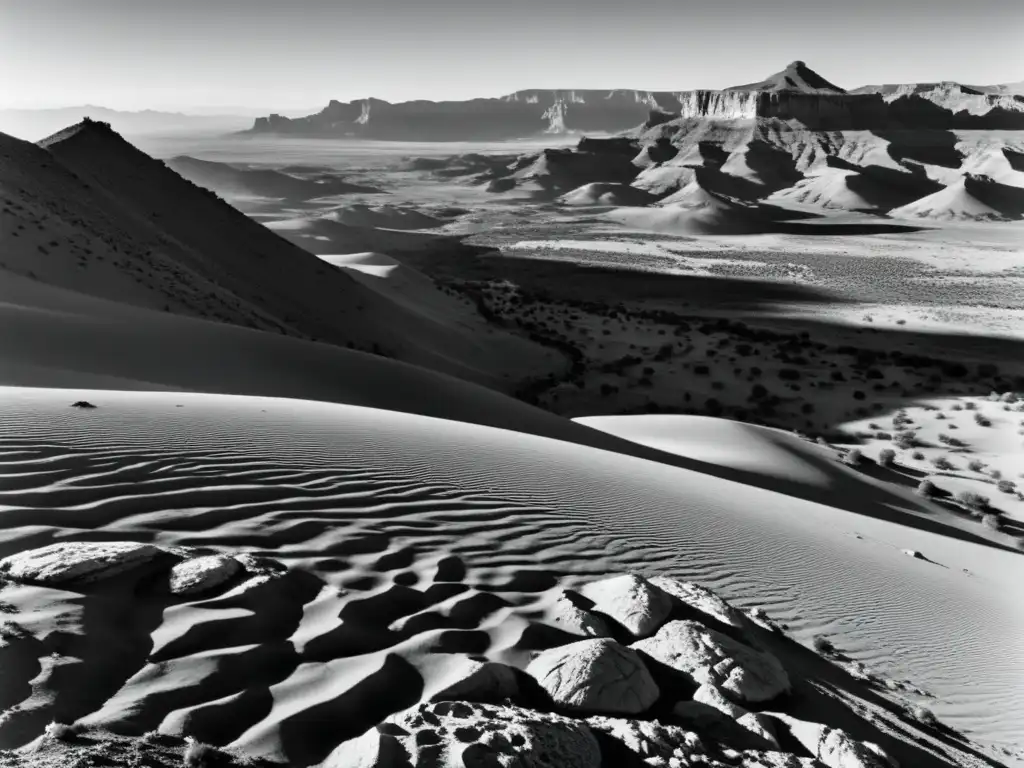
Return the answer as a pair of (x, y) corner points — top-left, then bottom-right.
(0, 105), (314, 142)
(243, 62), (1024, 141)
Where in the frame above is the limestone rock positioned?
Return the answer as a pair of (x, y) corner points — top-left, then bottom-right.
(0, 541), (160, 585)
(332, 701), (601, 768)
(633, 620), (789, 704)
(586, 716), (706, 765)
(551, 592), (612, 638)
(579, 574), (673, 637)
(169, 554), (241, 595)
(526, 638), (660, 714)
(648, 577), (748, 629)
(769, 714), (897, 768)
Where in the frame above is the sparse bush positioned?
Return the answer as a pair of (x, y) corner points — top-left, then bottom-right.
(843, 448), (863, 467)
(990, 469), (1002, 480)
(912, 450), (925, 460)
(951, 403), (963, 411)
(931, 456), (955, 471)
(997, 479), (1016, 493)
(878, 448), (896, 467)
(44, 722), (77, 741)
(968, 459), (985, 472)
(955, 490), (989, 512)
(964, 401), (977, 411)
(916, 479), (937, 497)
(935, 412), (946, 420)
(981, 513), (1002, 530)
(912, 706), (938, 726)
(812, 635), (836, 654)
(973, 412), (991, 427)
(184, 737), (212, 768)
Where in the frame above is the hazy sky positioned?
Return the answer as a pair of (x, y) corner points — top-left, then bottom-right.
(1, 0), (1021, 112)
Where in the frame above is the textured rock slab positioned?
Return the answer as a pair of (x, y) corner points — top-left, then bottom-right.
(633, 620), (789, 704)
(579, 574), (673, 637)
(526, 637), (660, 714)
(334, 701), (601, 768)
(168, 554), (241, 595)
(586, 716), (706, 765)
(648, 577), (748, 629)
(769, 714), (896, 768)
(0, 541), (160, 585)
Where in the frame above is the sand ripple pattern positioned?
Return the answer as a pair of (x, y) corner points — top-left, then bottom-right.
(0, 389), (1021, 758)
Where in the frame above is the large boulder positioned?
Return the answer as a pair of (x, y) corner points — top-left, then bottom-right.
(647, 577), (748, 629)
(168, 554), (241, 595)
(632, 620), (789, 704)
(550, 592), (613, 638)
(585, 716), (706, 765)
(579, 574), (673, 637)
(0, 541), (160, 585)
(332, 701), (601, 768)
(768, 714), (896, 768)
(526, 638), (660, 714)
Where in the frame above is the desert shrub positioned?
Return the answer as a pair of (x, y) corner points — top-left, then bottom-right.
(852, 390), (866, 401)
(44, 722), (77, 741)
(967, 459), (985, 472)
(875, 431), (892, 440)
(997, 479), (1016, 493)
(934, 412), (946, 420)
(912, 706), (938, 726)
(955, 490), (989, 512)
(916, 479), (937, 497)
(981, 513), (1002, 530)
(812, 635), (836, 654)
(1000, 391), (1019, 403)
(878, 448), (896, 467)
(990, 469), (1002, 480)
(951, 403), (963, 411)
(893, 431), (916, 450)
(843, 448), (862, 467)
(964, 401), (977, 411)
(184, 737), (212, 768)
(912, 450), (925, 460)
(931, 456), (955, 470)
(973, 412), (991, 427)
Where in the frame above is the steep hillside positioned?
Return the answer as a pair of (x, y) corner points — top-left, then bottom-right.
(12, 120), (559, 389)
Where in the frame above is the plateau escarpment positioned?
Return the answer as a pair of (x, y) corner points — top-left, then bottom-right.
(246, 62), (1024, 141)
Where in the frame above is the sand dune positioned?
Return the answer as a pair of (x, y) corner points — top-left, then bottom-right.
(890, 174), (1024, 221)
(0, 388), (1019, 764)
(165, 156), (380, 201)
(318, 203), (443, 230)
(559, 182), (656, 207)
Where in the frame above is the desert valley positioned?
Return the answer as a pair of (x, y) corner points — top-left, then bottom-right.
(0, 17), (1023, 768)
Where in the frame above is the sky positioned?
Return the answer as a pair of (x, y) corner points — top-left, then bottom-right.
(1, 0), (1021, 112)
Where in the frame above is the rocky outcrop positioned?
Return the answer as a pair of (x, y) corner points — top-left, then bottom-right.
(337, 701), (602, 768)
(585, 716), (706, 765)
(768, 714), (897, 768)
(648, 576), (749, 629)
(632, 620), (790, 704)
(168, 553), (241, 595)
(0, 541), (160, 584)
(526, 638), (660, 714)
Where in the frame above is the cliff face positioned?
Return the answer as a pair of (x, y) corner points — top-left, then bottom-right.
(246, 65), (1024, 141)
